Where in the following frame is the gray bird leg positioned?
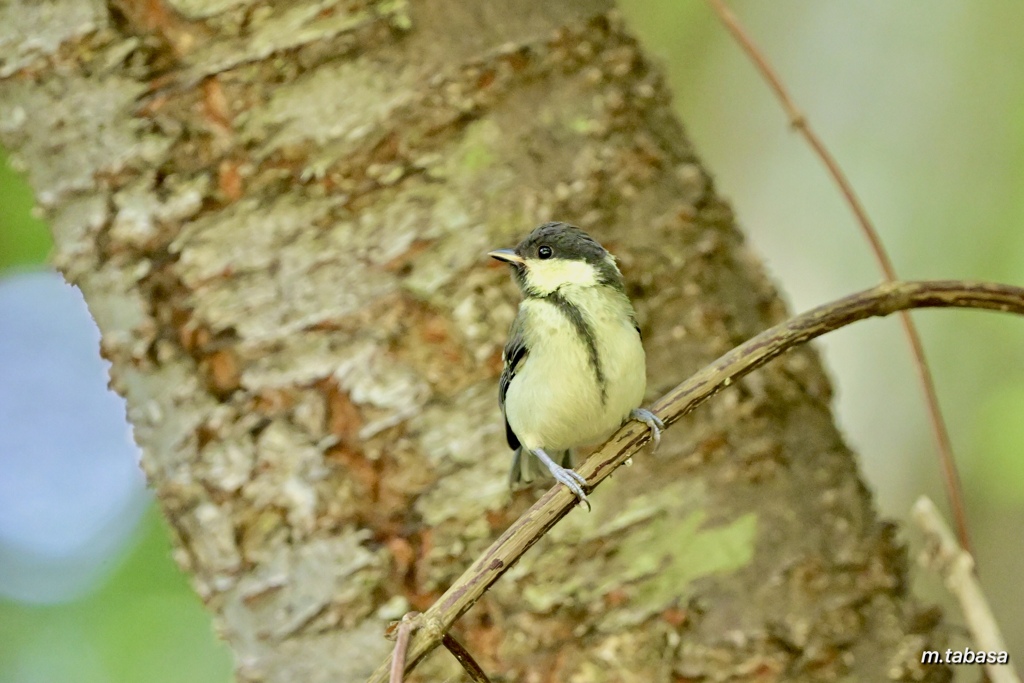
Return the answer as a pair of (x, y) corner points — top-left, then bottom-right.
(531, 448), (589, 508)
(630, 408), (665, 451)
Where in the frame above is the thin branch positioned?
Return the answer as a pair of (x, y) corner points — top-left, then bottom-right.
(388, 613), (418, 683)
(442, 634), (492, 683)
(366, 279), (1024, 683)
(386, 612), (492, 682)
(705, 0), (972, 553)
(912, 497), (1021, 683)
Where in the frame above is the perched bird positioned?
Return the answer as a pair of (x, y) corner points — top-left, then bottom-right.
(489, 222), (663, 506)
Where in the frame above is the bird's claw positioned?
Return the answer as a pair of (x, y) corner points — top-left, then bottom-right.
(630, 408), (665, 452)
(551, 466), (590, 510)
(532, 448), (590, 510)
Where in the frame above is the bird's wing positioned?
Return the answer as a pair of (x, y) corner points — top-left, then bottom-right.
(499, 313), (528, 451)
(629, 310), (642, 340)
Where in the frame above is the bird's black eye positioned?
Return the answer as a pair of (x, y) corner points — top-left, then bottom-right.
(537, 245), (553, 259)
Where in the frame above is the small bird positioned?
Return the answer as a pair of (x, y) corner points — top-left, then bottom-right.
(489, 222), (663, 506)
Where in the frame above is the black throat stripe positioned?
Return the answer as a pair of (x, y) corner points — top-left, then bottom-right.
(545, 291), (607, 404)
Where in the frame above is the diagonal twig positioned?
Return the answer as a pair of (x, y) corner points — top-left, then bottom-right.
(912, 497), (1021, 683)
(442, 634), (492, 683)
(366, 279), (1024, 683)
(705, 0), (972, 553)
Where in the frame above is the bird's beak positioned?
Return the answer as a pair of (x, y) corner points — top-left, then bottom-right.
(488, 249), (525, 265)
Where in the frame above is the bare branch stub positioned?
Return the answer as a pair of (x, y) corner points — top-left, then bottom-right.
(442, 634), (492, 683)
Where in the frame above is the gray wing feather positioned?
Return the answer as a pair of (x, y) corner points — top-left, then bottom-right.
(499, 313), (528, 451)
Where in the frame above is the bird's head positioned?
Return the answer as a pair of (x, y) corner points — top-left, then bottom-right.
(488, 222), (625, 297)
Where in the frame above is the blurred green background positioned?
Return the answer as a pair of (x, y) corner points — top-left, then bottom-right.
(1, 2), (1021, 680)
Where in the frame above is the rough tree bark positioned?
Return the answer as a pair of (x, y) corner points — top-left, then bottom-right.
(0, 1), (949, 681)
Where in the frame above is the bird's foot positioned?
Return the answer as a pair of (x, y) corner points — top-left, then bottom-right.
(630, 408), (665, 452)
(531, 448), (590, 510)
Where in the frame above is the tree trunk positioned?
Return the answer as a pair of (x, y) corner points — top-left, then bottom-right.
(0, 1), (949, 680)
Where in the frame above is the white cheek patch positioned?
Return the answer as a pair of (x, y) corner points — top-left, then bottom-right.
(523, 258), (600, 294)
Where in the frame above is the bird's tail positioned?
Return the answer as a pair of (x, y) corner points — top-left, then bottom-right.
(509, 448), (574, 489)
